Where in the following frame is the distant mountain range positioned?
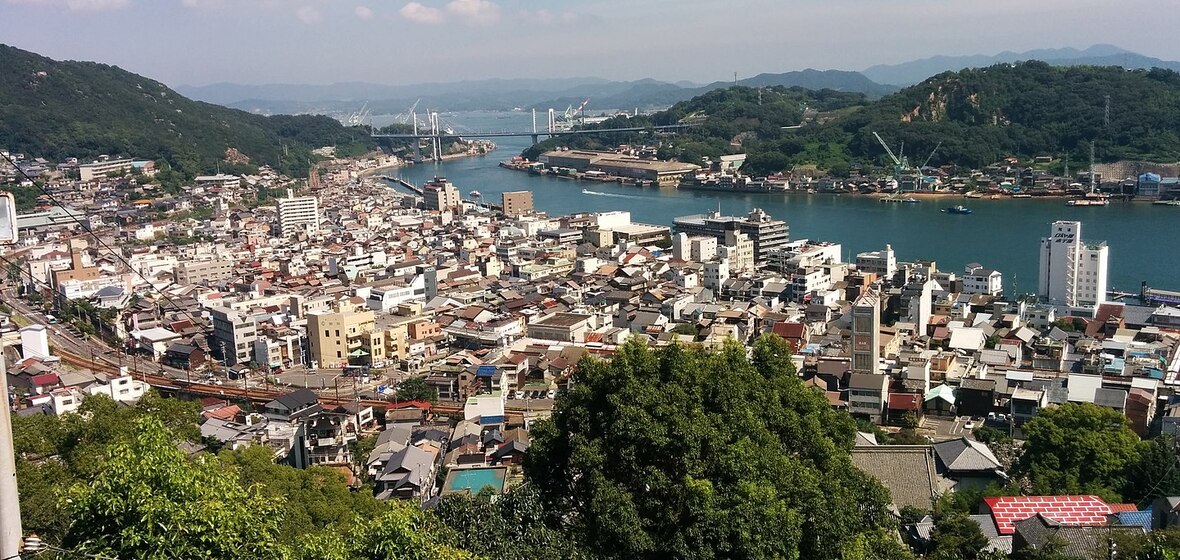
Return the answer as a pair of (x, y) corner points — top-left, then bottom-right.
(176, 70), (898, 118)
(176, 44), (1180, 119)
(862, 44), (1180, 85)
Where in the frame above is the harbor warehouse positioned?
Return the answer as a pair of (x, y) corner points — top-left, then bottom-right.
(539, 150), (700, 186)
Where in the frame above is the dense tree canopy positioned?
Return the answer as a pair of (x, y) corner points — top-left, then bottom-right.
(526, 335), (906, 560)
(1017, 402), (1141, 502)
(62, 416), (287, 559)
(0, 43), (375, 178)
(434, 485), (587, 560)
(525, 63), (1180, 176)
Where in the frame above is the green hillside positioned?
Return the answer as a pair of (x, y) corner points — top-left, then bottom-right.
(0, 44), (375, 178)
(529, 62), (1180, 176)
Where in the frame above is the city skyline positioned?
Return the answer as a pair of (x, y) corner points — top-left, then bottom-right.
(2, 0), (1179, 87)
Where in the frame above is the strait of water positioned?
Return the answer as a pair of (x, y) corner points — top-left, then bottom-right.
(374, 111), (1180, 295)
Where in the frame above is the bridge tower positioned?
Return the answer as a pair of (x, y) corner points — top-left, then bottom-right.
(532, 108), (539, 145)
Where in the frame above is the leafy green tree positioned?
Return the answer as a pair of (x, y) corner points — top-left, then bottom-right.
(219, 445), (386, 544)
(434, 485), (588, 560)
(61, 416), (287, 559)
(526, 335), (903, 560)
(1017, 402), (1141, 502)
(396, 375), (439, 403)
(928, 510), (989, 560)
(1125, 436), (1180, 505)
(290, 503), (476, 560)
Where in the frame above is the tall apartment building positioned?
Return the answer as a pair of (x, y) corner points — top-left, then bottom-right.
(78, 158), (132, 181)
(501, 191), (534, 216)
(276, 191), (320, 238)
(856, 244), (898, 279)
(850, 288), (881, 376)
(672, 208), (789, 266)
(209, 306), (258, 366)
(1038, 221), (1109, 309)
(423, 177), (461, 213)
(176, 259), (235, 286)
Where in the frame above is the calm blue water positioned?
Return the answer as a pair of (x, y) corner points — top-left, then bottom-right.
(381, 111), (1180, 295)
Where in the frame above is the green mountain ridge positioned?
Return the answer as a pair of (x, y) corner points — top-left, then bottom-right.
(530, 61), (1180, 176)
(0, 44), (374, 178)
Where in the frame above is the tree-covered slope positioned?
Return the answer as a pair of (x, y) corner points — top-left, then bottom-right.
(530, 62), (1180, 176)
(0, 44), (375, 177)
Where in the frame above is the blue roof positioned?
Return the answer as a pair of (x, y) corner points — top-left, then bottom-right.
(1140, 173), (1162, 182)
(1116, 510), (1153, 530)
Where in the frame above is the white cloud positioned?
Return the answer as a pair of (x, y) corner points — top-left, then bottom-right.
(399, 2), (443, 23)
(354, 5), (373, 19)
(5, 0), (129, 11)
(295, 4), (320, 23)
(445, 0), (499, 25)
(521, 8), (576, 25)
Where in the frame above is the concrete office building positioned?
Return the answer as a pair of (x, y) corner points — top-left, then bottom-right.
(424, 177), (462, 213)
(176, 259), (235, 286)
(209, 306), (258, 366)
(501, 191), (534, 216)
(673, 209), (789, 266)
(1038, 221), (1109, 309)
(277, 191), (320, 238)
(851, 288), (881, 376)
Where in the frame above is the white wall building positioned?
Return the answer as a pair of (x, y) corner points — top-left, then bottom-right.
(277, 192), (321, 238)
(856, 244), (897, 279)
(1038, 221), (1108, 309)
(963, 263), (1003, 296)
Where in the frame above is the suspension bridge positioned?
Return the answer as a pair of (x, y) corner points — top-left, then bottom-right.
(368, 107), (695, 160)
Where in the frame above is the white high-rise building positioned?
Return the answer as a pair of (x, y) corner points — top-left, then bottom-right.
(1038, 221), (1108, 309)
(277, 191), (320, 238)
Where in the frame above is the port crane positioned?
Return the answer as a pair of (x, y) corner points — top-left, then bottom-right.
(346, 101), (372, 127)
(873, 131), (911, 184)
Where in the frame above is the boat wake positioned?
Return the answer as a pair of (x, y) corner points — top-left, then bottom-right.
(581, 189), (646, 200)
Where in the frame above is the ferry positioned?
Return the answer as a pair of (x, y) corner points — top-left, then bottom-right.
(880, 195), (919, 204)
(1066, 193), (1110, 206)
(678, 173), (786, 193)
(942, 205), (973, 215)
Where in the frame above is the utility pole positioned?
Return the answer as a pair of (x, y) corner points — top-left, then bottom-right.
(0, 344), (24, 560)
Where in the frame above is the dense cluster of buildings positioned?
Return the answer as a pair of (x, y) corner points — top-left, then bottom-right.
(5, 146), (1180, 545)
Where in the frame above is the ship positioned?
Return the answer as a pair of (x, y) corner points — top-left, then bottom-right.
(469, 190), (481, 198)
(942, 205), (973, 215)
(678, 173), (786, 193)
(1153, 200), (1180, 206)
(880, 195), (919, 203)
(1066, 193), (1110, 206)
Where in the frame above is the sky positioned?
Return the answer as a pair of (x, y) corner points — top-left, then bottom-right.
(2, 0), (1180, 88)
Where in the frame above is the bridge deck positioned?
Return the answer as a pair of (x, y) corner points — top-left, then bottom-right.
(371, 124), (692, 140)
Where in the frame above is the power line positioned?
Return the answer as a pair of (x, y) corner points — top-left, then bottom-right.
(0, 152), (201, 324)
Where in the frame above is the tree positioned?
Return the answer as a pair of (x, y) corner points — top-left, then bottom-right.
(1125, 436), (1180, 505)
(396, 375), (439, 403)
(1017, 402), (1141, 502)
(928, 510), (989, 560)
(434, 485), (587, 560)
(219, 445), (386, 544)
(61, 417), (287, 559)
(526, 336), (903, 560)
(290, 503), (476, 560)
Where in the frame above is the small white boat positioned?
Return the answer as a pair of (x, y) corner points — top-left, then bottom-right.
(469, 190), (481, 198)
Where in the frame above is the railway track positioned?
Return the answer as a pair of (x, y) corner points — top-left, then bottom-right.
(52, 346), (473, 416)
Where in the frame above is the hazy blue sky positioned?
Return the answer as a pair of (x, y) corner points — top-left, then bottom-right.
(2, 0), (1179, 87)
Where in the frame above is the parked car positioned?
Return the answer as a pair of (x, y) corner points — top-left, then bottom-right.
(515, 390), (525, 400)
(547, 389), (557, 399)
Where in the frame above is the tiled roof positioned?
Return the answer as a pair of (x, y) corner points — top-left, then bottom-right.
(983, 495), (1111, 535)
(851, 446), (940, 511)
(1107, 503), (1138, 513)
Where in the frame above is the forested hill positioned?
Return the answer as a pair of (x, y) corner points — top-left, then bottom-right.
(0, 44), (374, 178)
(834, 61), (1180, 170)
(530, 62), (1180, 176)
